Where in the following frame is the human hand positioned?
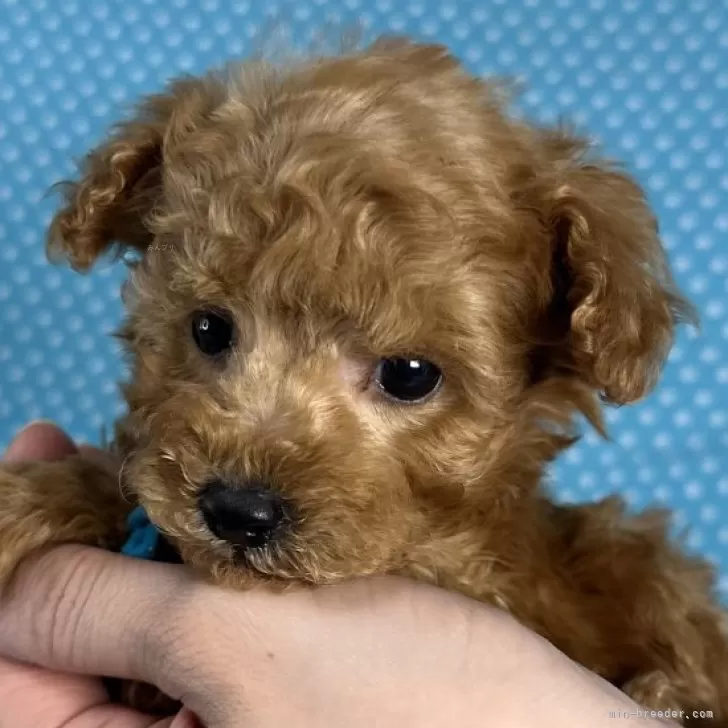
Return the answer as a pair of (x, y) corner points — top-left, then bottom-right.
(0, 423), (673, 728)
(0, 421), (197, 728)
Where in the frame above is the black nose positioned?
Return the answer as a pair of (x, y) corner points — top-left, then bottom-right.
(199, 480), (286, 549)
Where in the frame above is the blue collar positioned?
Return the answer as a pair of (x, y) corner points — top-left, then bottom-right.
(121, 506), (160, 560)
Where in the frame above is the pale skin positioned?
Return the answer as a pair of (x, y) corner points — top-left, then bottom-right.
(0, 423), (672, 728)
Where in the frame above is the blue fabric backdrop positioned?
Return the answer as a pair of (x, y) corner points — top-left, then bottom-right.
(1, 0), (727, 593)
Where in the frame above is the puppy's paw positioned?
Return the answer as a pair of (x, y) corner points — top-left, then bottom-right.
(0, 455), (129, 586)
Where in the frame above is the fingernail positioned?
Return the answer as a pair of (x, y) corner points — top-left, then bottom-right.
(12, 419), (58, 442)
(5, 420), (57, 457)
(4, 420), (75, 463)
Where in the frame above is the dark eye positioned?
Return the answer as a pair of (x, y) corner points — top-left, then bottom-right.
(192, 310), (235, 357)
(374, 357), (443, 403)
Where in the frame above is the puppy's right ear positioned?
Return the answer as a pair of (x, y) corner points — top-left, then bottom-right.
(47, 76), (223, 271)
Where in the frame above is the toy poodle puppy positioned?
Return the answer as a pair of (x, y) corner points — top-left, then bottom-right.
(0, 37), (726, 724)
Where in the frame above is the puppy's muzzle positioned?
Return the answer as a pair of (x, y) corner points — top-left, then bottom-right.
(199, 480), (287, 549)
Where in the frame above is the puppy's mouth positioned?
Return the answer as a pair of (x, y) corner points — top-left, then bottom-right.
(232, 538), (297, 575)
(160, 517), (302, 582)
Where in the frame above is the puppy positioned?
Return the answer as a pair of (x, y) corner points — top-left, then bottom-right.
(1, 37), (726, 724)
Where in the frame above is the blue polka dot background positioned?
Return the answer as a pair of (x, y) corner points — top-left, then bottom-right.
(1, 0), (727, 591)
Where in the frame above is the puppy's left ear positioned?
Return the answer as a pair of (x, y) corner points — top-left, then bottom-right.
(534, 132), (695, 404)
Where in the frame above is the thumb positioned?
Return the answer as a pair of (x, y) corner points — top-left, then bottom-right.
(4, 421), (78, 462)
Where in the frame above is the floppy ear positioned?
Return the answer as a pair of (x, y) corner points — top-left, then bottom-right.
(47, 76), (224, 271)
(533, 131), (695, 405)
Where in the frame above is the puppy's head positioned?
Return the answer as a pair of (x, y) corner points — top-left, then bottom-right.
(49, 39), (692, 586)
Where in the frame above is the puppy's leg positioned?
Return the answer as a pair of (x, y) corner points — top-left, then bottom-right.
(548, 497), (728, 726)
(0, 453), (129, 587)
(0, 454), (180, 715)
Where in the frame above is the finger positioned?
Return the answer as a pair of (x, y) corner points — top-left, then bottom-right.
(0, 545), (187, 688)
(0, 656), (168, 728)
(64, 705), (178, 728)
(3, 421), (78, 462)
(0, 655), (107, 725)
(167, 709), (202, 728)
(2, 420), (118, 474)
(3, 421), (116, 474)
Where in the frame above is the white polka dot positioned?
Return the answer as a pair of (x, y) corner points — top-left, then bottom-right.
(673, 410), (692, 427)
(687, 532), (703, 550)
(579, 472), (596, 490)
(683, 482), (704, 500)
(564, 450), (583, 465)
(654, 433), (672, 450)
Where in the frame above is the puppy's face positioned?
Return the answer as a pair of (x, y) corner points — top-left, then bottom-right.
(48, 40), (689, 586)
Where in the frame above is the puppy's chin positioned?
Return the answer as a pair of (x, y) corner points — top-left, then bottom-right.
(175, 535), (399, 590)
